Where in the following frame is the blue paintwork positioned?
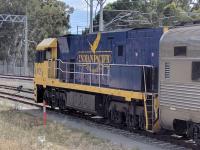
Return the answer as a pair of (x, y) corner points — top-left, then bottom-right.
(57, 28), (163, 92)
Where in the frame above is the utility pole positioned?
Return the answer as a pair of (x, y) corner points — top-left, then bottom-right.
(24, 3), (29, 76)
(90, 0), (93, 33)
(24, 16), (28, 76)
(99, 0), (105, 32)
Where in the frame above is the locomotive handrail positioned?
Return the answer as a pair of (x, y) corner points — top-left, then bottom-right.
(48, 59), (109, 87)
(47, 59), (155, 88)
(53, 59), (109, 65)
(51, 59), (109, 76)
(50, 59), (154, 68)
(109, 64), (154, 68)
(55, 67), (109, 76)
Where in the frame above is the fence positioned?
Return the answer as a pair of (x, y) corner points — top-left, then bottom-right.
(0, 61), (34, 77)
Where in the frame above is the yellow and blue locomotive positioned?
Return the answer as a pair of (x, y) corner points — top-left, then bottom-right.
(34, 28), (164, 132)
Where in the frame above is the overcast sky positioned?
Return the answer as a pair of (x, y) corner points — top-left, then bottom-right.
(61, 0), (117, 33)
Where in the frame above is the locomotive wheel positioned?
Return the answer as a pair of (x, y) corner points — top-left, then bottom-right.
(186, 121), (194, 138)
(50, 89), (57, 109)
(126, 113), (133, 129)
(193, 124), (200, 146)
(43, 90), (48, 104)
(58, 100), (65, 110)
(126, 114), (134, 131)
(50, 101), (56, 109)
(139, 112), (145, 130)
(50, 95), (56, 110)
(126, 113), (139, 130)
(110, 108), (122, 124)
(58, 93), (66, 111)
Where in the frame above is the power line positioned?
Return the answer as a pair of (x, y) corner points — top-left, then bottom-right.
(84, 0), (90, 6)
(0, 14), (26, 27)
(84, 0), (106, 33)
(81, 0), (200, 32)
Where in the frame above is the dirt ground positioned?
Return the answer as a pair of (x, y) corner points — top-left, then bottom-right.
(0, 102), (136, 150)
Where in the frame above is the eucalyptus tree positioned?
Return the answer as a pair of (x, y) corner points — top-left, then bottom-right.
(93, 0), (200, 31)
(0, 0), (73, 63)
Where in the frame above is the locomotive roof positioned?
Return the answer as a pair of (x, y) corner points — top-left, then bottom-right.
(60, 27), (162, 37)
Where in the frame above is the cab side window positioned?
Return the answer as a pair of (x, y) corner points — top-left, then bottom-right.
(35, 49), (51, 63)
(45, 49), (51, 60)
(35, 51), (44, 63)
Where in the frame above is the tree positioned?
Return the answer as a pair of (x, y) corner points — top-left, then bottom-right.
(0, 0), (73, 63)
(93, 0), (200, 31)
(94, 0), (167, 31)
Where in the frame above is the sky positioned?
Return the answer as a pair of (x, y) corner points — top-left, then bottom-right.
(61, 0), (117, 34)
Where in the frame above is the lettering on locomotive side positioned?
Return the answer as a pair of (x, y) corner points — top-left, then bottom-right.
(76, 32), (112, 73)
(78, 53), (111, 64)
(77, 52), (112, 73)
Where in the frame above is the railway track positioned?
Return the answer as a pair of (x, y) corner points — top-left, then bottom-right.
(64, 108), (195, 150)
(66, 112), (191, 150)
(0, 85), (33, 93)
(0, 75), (33, 81)
(0, 84), (196, 150)
(0, 85), (37, 107)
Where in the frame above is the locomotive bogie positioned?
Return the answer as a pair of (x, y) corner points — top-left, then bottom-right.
(40, 85), (147, 129)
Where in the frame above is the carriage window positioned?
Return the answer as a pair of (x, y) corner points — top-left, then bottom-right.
(174, 46), (187, 56)
(192, 62), (200, 81)
(118, 45), (123, 56)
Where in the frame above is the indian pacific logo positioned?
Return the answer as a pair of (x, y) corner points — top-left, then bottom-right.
(88, 32), (101, 54)
(77, 32), (111, 73)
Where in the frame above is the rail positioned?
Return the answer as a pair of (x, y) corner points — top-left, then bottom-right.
(0, 75), (33, 81)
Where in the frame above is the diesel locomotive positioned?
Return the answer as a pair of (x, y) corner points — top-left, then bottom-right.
(34, 26), (200, 144)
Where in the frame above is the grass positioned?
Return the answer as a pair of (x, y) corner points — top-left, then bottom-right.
(0, 101), (138, 150)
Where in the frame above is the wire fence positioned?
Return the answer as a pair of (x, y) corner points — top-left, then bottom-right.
(0, 61), (34, 77)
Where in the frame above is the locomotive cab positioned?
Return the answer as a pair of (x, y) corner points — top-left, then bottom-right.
(34, 38), (57, 103)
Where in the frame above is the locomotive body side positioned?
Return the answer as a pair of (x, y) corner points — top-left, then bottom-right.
(34, 28), (163, 132)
